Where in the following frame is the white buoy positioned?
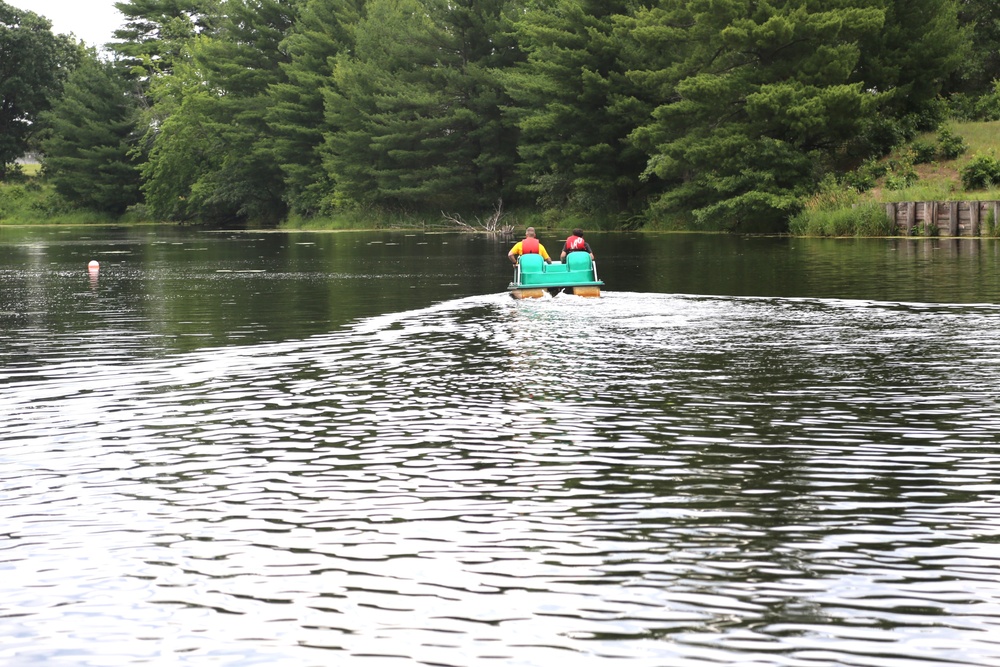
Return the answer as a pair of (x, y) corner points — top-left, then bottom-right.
(88, 260), (100, 270)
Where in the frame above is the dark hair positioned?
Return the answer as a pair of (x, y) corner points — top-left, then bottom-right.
(572, 228), (584, 237)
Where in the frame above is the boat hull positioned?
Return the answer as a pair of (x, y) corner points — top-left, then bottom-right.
(509, 288), (548, 300)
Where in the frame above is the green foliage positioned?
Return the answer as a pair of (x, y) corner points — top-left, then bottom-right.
(972, 83), (1000, 121)
(842, 158), (887, 192)
(948, 85), (1000, 122)
(8, 0), (995, 230)
(322, 0), (521, 213)
(140, 0), (295, 224)
(910, 140), (937, 164)
(938, 126), (969, 159)
(0, 2), (80, 179)
(884, 151), (919, 191)
(628, 0), (888, 231)
(0, 179), (101, 223)
(949, 0), (1000, 96)
(983, 206), (1000, 237)
(915, 219), (940, 237)
(504, 0), (647, 216)
(856, 0), (965, 121)
(0, 182), (29, 219)
(960, 153), (1000, 190)
(268, 0), (363, 216)
(802, 175), (863, 212)
(854, 205), (899, 237)
(40, 54), (142, 214)
(109, 0), (221, 75)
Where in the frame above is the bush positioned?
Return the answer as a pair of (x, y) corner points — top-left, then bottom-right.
(852, 204), (898, 236)
(938, 127), (968, 160)
(910, 140), (937, 164)
(977, 82), (1000, 121)
(884, 151), (919, 190)
(842, 158), (887, 192)
(960, 153), (1000, 190)
(802, 175), (861, 212)
(948, 85), (1000, 121)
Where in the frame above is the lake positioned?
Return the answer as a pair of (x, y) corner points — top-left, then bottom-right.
(3, 226), (1000, 666)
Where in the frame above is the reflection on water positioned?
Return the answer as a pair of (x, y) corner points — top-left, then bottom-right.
(4, 282), (1000, 666)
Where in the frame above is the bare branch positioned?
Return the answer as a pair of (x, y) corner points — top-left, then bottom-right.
(443, 199), (513, 235)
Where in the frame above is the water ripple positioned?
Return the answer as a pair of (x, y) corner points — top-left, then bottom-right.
(3, 293), (1000, 665)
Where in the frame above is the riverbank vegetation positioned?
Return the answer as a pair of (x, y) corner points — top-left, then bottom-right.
(2, 0), (1000, 234)
(790, 119), (1000, 236)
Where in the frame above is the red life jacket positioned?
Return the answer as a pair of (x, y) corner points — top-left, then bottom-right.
(565, 235), (586, 251)
(522, 237), (540, 254)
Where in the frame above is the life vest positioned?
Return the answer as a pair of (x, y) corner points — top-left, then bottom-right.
(522, 237), (540, 254)
(565, 235), (586, 251)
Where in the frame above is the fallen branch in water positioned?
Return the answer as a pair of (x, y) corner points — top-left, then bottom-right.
(443, 199), (513, 235)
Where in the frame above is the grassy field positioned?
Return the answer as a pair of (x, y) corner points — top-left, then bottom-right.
(864, 120), (1000, 203)
(18, 163), (42, 177)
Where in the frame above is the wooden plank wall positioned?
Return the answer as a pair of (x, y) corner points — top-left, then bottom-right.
(885, 201), (1000, 236)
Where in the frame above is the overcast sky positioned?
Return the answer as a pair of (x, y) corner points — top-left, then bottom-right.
(8, 0), (123, 50)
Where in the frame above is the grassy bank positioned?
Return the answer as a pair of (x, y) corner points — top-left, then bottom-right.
(0, 179), (100, 225)
(0, 179), (613, 233)
(791, 120), (1000, 237)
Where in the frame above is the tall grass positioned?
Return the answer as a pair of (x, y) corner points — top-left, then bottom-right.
(789, 202), (896, 237)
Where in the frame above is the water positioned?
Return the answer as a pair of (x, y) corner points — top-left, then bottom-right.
(3, 227), (1000, 666)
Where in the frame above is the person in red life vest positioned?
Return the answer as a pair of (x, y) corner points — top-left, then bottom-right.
(508, 227), (552, 265)
(560, 228), (594, 261)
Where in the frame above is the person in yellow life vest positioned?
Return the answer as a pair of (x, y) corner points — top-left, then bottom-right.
(508, 227), (552, 265)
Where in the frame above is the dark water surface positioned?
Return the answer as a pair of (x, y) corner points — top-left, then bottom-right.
(3, 227), (1000, 666)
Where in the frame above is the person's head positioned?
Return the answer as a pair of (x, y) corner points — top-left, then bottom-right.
(572, 228), (584, 238)
(525, 227), (536, 238)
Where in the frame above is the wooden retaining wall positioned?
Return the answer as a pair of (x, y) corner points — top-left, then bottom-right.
(885, 201), (1000, 236)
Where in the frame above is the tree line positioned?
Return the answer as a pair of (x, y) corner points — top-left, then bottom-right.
(2, 0), (998, 231)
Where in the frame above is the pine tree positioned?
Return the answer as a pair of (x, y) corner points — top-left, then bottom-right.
(626, 0), (886, 231)
(40, 53), (141, 213)
(322, 0), (521, 213)
(855, 0), (964, 122)
(503, 0), (647, 218)
(267, 0), (365, 216)
(951, 0), (1000, 96)
(110, 0), (221, 75)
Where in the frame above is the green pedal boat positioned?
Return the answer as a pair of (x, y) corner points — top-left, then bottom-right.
(508, 251), (604, 299)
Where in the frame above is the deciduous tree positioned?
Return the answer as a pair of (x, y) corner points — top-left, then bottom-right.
(0, 1), (78, 179)
(140, 0), (296, 223)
